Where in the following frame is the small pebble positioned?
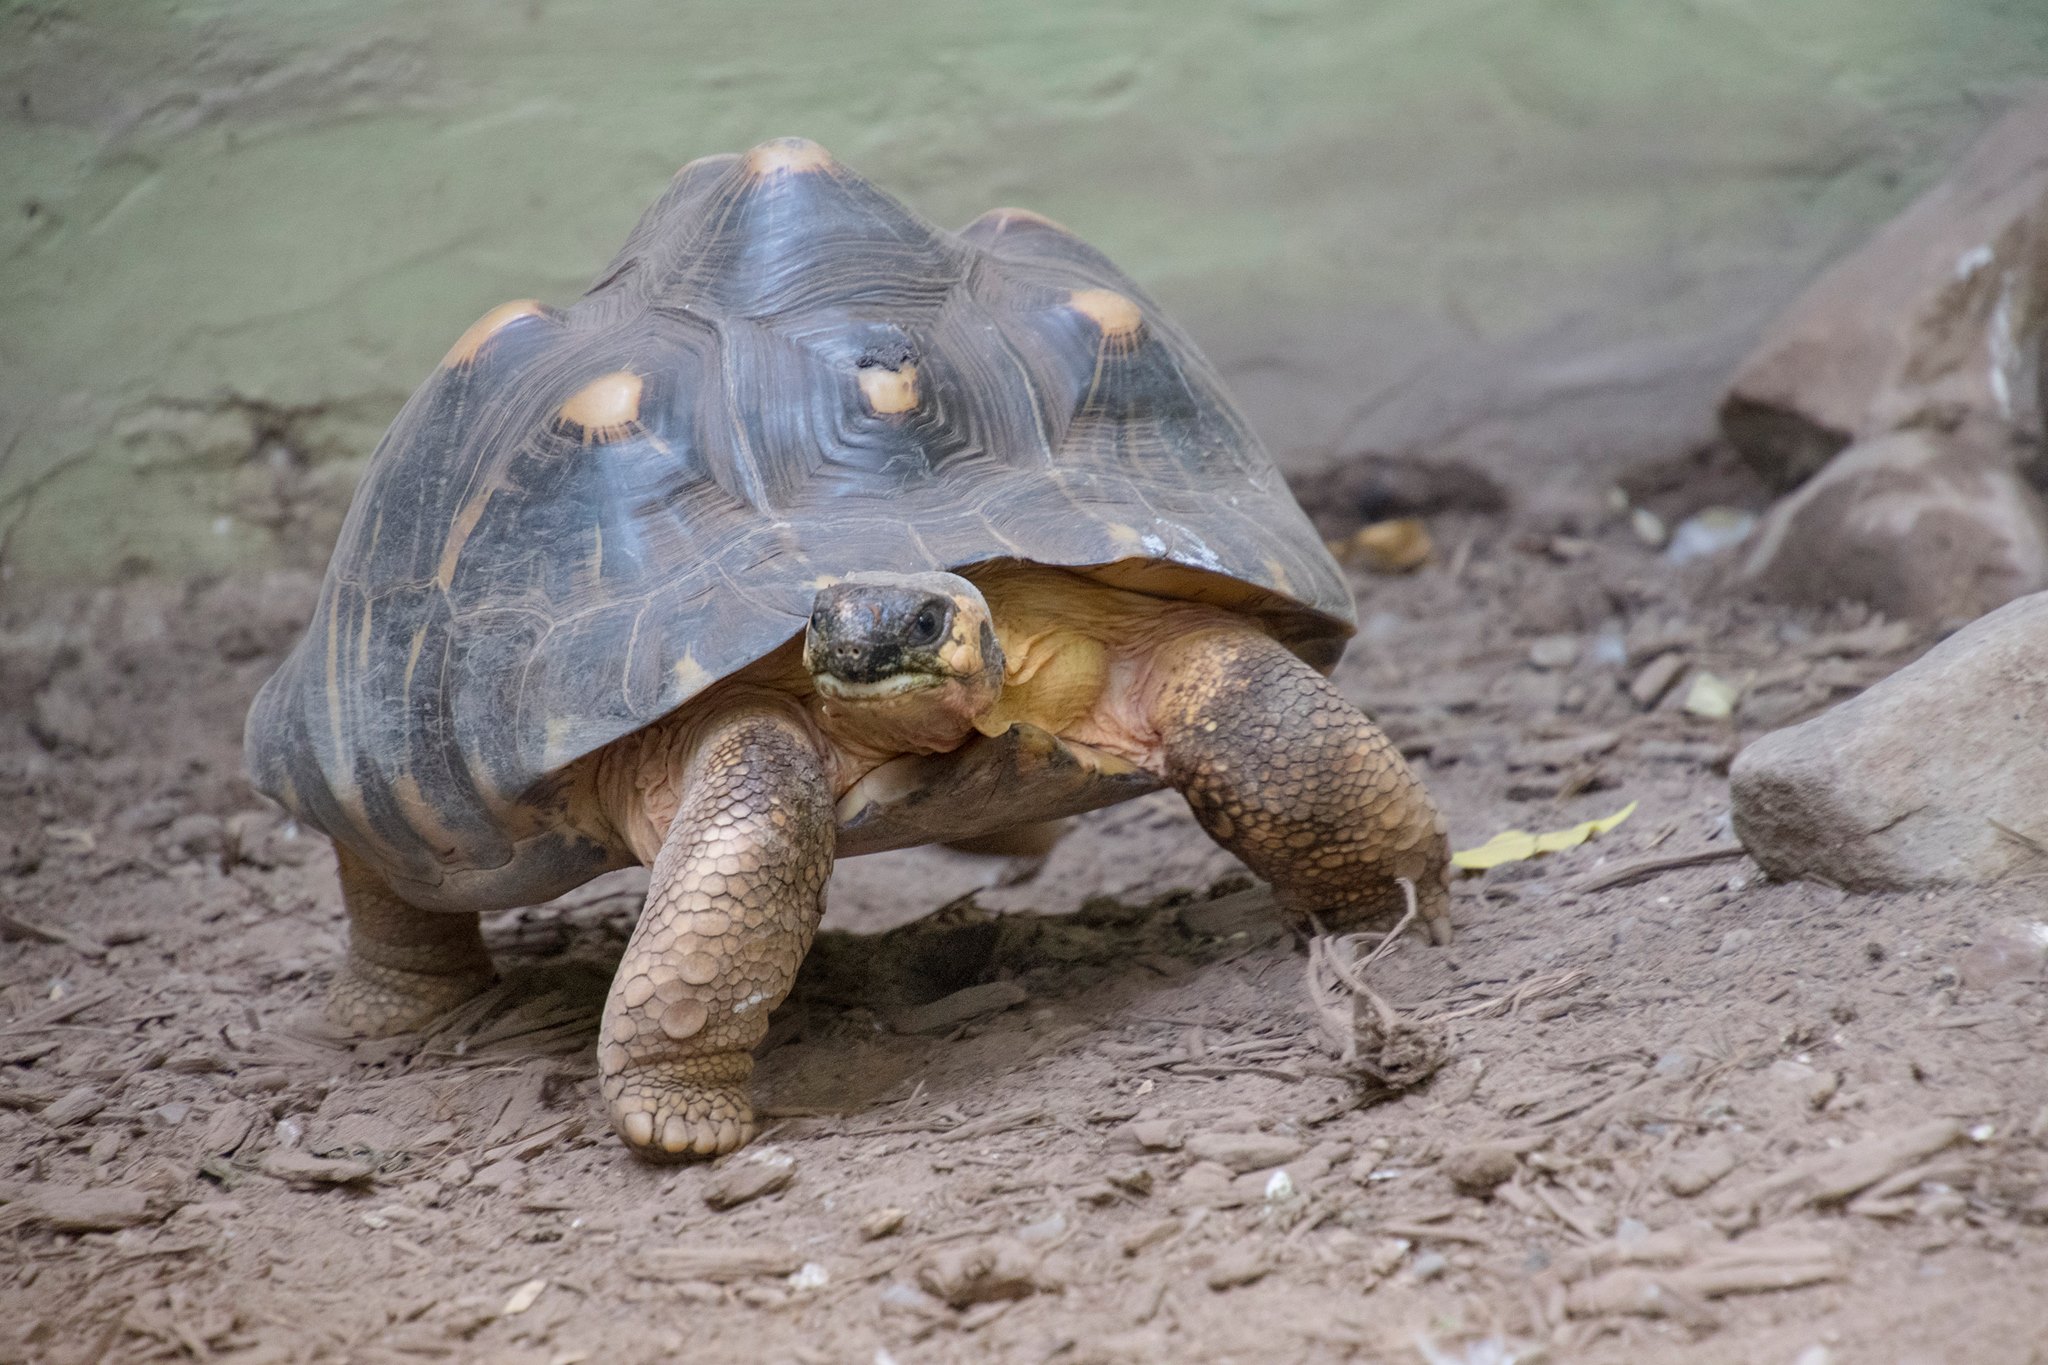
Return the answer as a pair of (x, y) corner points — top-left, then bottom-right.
(1441, 1142), (1519, 1197)
(860, 1207), (906, 1241)
(1204, 1248), (1269, 1291)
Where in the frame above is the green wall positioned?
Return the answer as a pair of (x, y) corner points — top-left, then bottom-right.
(3, 0), (2044, 588)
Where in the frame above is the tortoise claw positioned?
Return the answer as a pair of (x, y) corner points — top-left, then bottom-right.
(602, 1053), (757, 1162)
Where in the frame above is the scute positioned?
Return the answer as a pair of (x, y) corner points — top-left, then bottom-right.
(245, 140), (1353, 907)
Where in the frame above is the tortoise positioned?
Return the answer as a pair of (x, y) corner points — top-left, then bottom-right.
(245, 137), (1451, 1161)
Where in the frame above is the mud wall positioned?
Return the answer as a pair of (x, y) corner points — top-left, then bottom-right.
(3, 0), (2045, 588)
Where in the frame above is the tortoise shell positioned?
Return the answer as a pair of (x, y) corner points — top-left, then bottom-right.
(245, 138), (1353, 907)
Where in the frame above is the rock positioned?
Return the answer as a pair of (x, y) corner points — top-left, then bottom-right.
(1731, 591), (2048, 888)
(1203, 1247), (1270, 1291)
(1441, 1142), (1520, 1197)
(916, 1236), (1048, 1307)
(859, 1207), (907, 1241)
(1114, 1118), (1186, 1153)
(1958, 918), (2048, 990)
(1182, 1131), (1306, 1174)
(28, 687), (104, 755)
(1721, 96), (2048, 489)
(159, 813), (227, 863)
(1660, 1140), (1738, 1197)
(1733, 427), (2048, 622)
(1526, 635), (1581, 670)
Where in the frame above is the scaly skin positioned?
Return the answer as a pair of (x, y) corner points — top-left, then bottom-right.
(598, 699), (834, 1160)
(1151, 627), (1453, 943)
(325, 845), (497, 1034)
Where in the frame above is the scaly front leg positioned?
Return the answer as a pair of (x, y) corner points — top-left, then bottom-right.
(1150, 627), (1453, 944)
(600, 701), (834, 1160)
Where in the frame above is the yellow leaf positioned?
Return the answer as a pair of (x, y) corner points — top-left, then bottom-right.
(1451, 802), (1638, 871)
(1683, 670), (1740, 719)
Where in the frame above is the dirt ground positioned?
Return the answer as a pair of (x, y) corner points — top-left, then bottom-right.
(2, 498), (2046, 1365)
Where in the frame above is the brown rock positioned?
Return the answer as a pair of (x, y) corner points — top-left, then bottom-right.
(1732, 591), (2048, 888)
(1441, 1141), (1520, 1197)
(1734, 427), (2048, 621)
(1722, 95), (2048, 489)
(916, 1236), (1047, 1307)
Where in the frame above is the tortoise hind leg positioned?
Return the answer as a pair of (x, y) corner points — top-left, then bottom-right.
(600, 701), (834, 1161)
(325, 845), (497, 1035)
(1150, 627), (1453, 943)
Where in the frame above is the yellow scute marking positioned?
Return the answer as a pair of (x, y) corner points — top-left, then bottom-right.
(542, 716), (578, 771)
(558, 371), (643, 444)
(671, 654), (713, 696)
(1069, 288), (1142, 338)
(441, 300), (545, 368)
(857, 364), (919, 414)
(743, 137), (834, 177)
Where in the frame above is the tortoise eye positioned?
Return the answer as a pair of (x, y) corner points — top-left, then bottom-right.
(907, 605), (944, 646)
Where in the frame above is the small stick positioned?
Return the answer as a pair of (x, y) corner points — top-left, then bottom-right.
(1577, 846), (1745, 893)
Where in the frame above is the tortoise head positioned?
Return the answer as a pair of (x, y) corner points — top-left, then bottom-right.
(803, 572), (1004, 751)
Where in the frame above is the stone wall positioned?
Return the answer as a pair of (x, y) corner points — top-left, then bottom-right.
(3, 0), (2045, 588)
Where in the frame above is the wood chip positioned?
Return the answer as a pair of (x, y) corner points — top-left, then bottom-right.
(1567, 1239), (1842, 1319)
(1629, 652), (1687, 708)
(1204, 1247), (1271, 1290)
(1660, 1140), (1738, 1197)
(634, 1244), (802, 1283)
(889, 981), (1029, 1035)
(2, 1184), (161, 1232)
(501, 1278), (547, 1315)
(1724, 1120), (1963, 1214)
(39, 1084), (108, 1128)
(705, 1153), (795, 1210)
(1182, 1131), (1305, 1174)
(260, 1151), (377, 1186)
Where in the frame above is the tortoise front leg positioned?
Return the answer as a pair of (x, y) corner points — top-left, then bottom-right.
(600, 702), (834, 1160)
(1151, 627), (1453, 944)
(325, 845), (496, 1035)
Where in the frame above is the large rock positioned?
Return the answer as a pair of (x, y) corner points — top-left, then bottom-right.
(1731, 591), (2048, 889)
(1733, 426), (2048, 621)
(1721, 96), (2048, 489)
